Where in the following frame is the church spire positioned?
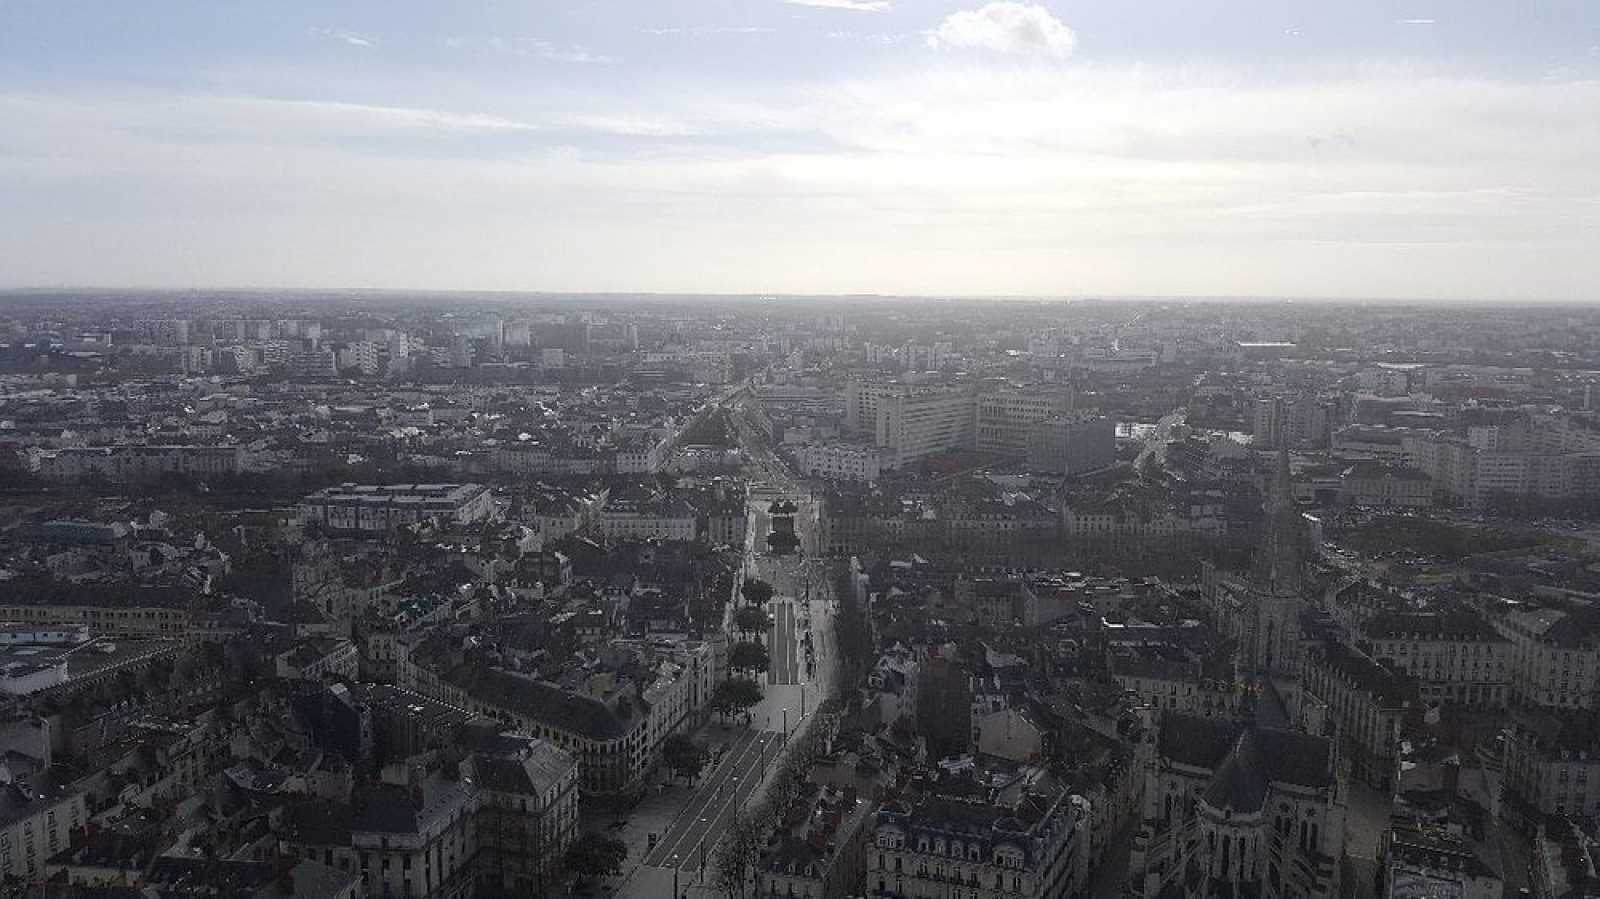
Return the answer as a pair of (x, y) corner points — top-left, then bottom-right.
(1253, 447), (1302, 595)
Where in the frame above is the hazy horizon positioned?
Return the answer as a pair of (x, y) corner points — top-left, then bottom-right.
(4, 1), (1598, 300)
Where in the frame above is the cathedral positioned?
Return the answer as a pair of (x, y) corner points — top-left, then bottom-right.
(1127, 712), (1348, 899)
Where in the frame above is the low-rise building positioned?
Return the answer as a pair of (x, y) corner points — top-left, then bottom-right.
(277, 638), (360, 682)
(301, 484), (496, 536)
(1383, 821), (1502, 899)
(794, 443), (889, 482)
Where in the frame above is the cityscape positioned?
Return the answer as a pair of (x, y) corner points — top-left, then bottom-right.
(0, 294), (1595, 899)
(4, 1), (1600, 898)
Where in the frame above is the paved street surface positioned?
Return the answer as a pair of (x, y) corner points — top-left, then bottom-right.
(642, 729), (782, 870)
(768, 598), (800, 685)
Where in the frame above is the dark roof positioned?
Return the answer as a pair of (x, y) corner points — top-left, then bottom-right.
(1161, 713), (1333, 795)
(1364, 611), (1504, 642)
(1203, 733), (1267, 813)
(466, 669), (636, 740)
(1157, 713), (1241, 770)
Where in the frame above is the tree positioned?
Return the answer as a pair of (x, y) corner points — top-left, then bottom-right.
(732, 606), (771, 639)
(712, 677), (763, 723)
(661, 733), (707, 784)
(728, 641), (769, 676)
(564, 832), (627, 883)
(740, 578), (773, 607)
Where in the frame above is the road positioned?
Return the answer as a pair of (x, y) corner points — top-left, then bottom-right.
(640, 729), (783, 875)
(768, 599), (800, 685)
(614, 395), (838, 899)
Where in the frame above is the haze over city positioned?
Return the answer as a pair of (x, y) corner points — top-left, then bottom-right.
(3, 1), (1599, 299)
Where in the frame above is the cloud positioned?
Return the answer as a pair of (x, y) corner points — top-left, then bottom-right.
(784, 0), (891, 11)
(444, 36), (618, 64)
(641, 26), (777, 36)
(928, 3), (1076, 58)
(1398, 18), (1437, 26)
(309, 27), (375, 48)
(3, 64), (1598, 299)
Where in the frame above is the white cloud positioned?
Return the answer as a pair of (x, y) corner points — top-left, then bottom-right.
(444, 36), (618, 64)
(309, 27), (375, 48)
(784, 0), (891, 11)
(928, 3), (1076, 58)
(1398, 18), (1437, 26)
(641, 26), (777, 36)
(3, 65), (1598, 299)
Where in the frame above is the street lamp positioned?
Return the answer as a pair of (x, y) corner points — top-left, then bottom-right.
(782, 707), (789, 739)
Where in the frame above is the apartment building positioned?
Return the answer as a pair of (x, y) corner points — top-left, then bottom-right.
(455, 669), (649, 798)
(869, 774), (1086, 899)
(1253, 394), (1342, 450)
(1503, 708), (1600, 820)
(280, 737), (579, 899)
(1340, 463), (1433, 508)
(301, 484), (496, 536)
(1111, 656), (1244, 719)
(1382, 822), (1502, 899)
(1410, 415), (1600, 507)
(1026, 413), (1115, 477)
(1359, 611), (1509, 708)
(596, 498), (697, 542)
(0, 604), (190, 639)
(794, 442), (889, 482)
(35, 445), (243, 484)
(0, 772), (88, 882)
(1490, 604), (1600, 710)
(1300, 639), (1416, 790)
(876, 388), (976, 469)
(974, 387), (1072, 458)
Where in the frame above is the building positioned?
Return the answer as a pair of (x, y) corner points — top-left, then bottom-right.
(1026, 413), (1114, 477)
(1382, 821), (1502, 899)
(869, 772), (1086, 899)
(1530, 818), (1600, 899)
(455, 669), (648, 798)
(975, 387), (1072, 459)
(755, 782), (875, 899)
(35, 445), (243, 484)
(301, 484), (496, 536)
(1410, 414), (1600, 507)
(279, 734), (579, 899)
(462, 736), (581, 898)
(876, 388), (976, 469)
(794, 443), (890, 482)
(277, 638), (361, 682)
(1503, 708), (1600, 820)
(0, 604), (190, 638)
(1128, 713), (1347, 899)
(1490, 604), (1600, 710)
(596, 498), (697, 543)
(1300, 639), (1415, 790)
(1340, 463), (1433, 509)
(1253, 394), (1341, 450)
(1112, 656), (1244, 719)
(0, 771), (89, 882)
(1359, 611), (1509, 708)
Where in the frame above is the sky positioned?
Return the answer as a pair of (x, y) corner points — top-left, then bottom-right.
(1, 1), (1598, 300)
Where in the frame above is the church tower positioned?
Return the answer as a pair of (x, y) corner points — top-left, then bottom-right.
(1250, 448), (1305, 680)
